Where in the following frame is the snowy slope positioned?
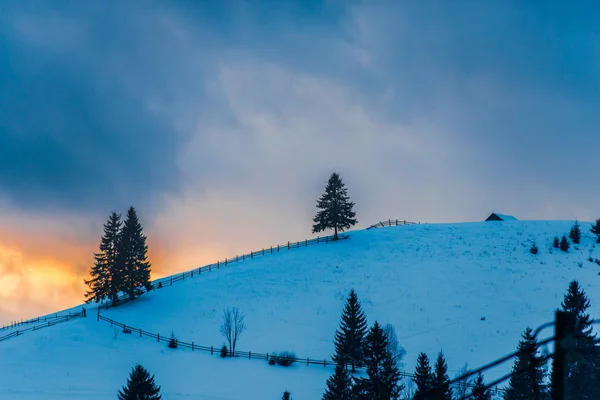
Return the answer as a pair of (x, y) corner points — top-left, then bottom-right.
(1, 220), (600, 399)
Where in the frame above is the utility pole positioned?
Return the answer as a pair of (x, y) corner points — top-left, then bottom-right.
(551, 310), (576, 400)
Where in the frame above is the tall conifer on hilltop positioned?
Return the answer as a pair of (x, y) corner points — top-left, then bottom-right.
(558, 280), (600, 398)
(312, 172), (357, 240)
(118, 207), (152, 300)
(431, 351), (452, 400)
(413, 352), (434, 400)
(333, 289), (368, 372)
(85, 212), (122, 304)
(503, 327), (547, 400)
(354, 321), (402, 400)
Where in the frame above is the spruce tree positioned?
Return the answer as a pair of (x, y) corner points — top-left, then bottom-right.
(471, 373), (491, 400)
(85, 212), (122, 304)
(413, 352), (434, 400)
(431, 351), (452, 400)
(282, 390), (291, 400)
(569, 220), (581, 244)
(591, 218), (600, 243)
(312, 172), (357, 240)
(322, 362), (354, 400)
(559, 236), (569, 252)
(118, 207), (152, 300)
(503, 328), (546, 400)
(559, 280), (600, 399)
(354, 322), (402, 400)
(552, 236), (559, 248)
(118, 364), (161, 400)
(333, 289), (368, 372)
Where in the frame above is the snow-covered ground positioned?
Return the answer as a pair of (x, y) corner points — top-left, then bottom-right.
(1, 220), (600, 399)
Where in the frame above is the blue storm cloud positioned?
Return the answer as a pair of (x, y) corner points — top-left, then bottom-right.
(0, 0), (599, 217)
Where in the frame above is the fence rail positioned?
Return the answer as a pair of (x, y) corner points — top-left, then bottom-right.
(97, 313), (504, 394)
(98, 313), (341, 368)
(366, 219), (418, 230)
(0, 311), (85, 342)
(1, 310), (85, 331)
(103, 233), (349, 308)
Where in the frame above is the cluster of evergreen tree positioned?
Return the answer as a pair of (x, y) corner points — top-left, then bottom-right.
(500, 279), (600, 400)
(323, 289), (403, 399)
(85, 207), (152, 305)
(412, 352), (457, 400)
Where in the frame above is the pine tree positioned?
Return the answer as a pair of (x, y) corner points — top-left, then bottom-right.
(591, 218), (600, 243)
(85, 212), (122, 304)
(118, 364), (161, 400)
(559, 236), (569, 252)
(431, 351), (452, 400)
(559, 280), (600, 399)
(569, 220), (581, 244)
(471, 373), (491, 400)
(312, 172), (357, 240)
(552, 236), (559, 248)
(118, 207), (152, 300)
(333, 289), (368, 372)
(503, 328), (546, 400)
(282, 390), (291, 400)
(322, 362), (354, 400)
(354, 322), (402, 400)
(413, 352), (434, 400)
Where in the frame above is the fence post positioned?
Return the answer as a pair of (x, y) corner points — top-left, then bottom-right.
(97, 309), (100, 322)
(182, 273), (185, 281)
(395, 219), (398, 226)
(158, 333), (160, 342)
(251, 252), (253, 259)
(270, 246), (273, 254)
(211, 346), (214, 355)
(317, 236), (320, 244)
(305, 239), (308, 246)
(552, 310), (576, 400)
(288, 241), (290, 249)
(266, 353), (269, 361)
(277, 245), (280, 252)
(249, 351), (251, 359)
(296, 241), (299, 248)
(324, 359), (326, 367)
(389, 219), (391, 226)
(140, 328), (142, 337)
(191, 270), (194, 277)
(307, 358), (309, 365)
(262, 248), (264, 256)
(209, 264), (212, 271)
(170, 277), (173, 286)
(225, 258), (228, 265)
(192, 342), (194, 351)
(236, 255), (239, 262)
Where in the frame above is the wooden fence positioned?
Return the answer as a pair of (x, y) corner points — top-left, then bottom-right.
(0, 311), (85, 342)
(97, 313), (337, 368)
(1, 310), (85, 331)
(104, 233), (349, 308)
(96, 313), (504, 394)
(366, 219), (418, 230)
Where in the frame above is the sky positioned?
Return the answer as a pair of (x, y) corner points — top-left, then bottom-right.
(1, 0), (599, 323)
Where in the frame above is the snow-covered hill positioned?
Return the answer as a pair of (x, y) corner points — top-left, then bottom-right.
(1, 220), (599, 399)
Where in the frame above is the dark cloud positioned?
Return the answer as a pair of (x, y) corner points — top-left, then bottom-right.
(0, 1), (202, 213)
